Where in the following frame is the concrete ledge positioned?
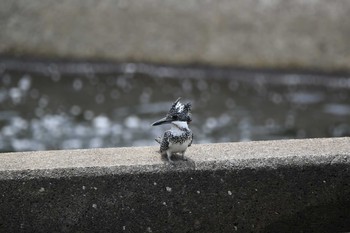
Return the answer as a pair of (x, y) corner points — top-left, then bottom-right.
(1, 138), (349, 179)
(0, 138), (350, 232)
(1, 0), (350, 71)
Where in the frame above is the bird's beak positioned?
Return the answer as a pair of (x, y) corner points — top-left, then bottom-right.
(152, 117), (171, 126)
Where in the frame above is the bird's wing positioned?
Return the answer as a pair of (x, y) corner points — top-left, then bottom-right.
(189, 132), (193, 147)
(160, 131), (171, 153)
(155, 136), (162, 144)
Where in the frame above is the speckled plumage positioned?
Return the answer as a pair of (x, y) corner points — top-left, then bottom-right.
(166, 98), (192, 123)
(160, 123), (193, 151)
(152, 98), (193, 162)
(158, 122), (193, 161)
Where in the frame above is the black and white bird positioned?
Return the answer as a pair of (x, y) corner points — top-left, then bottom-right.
(152, 98), (193, 163)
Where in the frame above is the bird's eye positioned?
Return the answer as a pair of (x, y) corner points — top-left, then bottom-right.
(172, 115), (178, 120)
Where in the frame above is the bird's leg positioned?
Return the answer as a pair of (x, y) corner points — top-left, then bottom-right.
(181, 152), (187, 161)
(167, 151), (174, 163)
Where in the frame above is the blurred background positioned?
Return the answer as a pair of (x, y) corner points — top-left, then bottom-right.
(1, 1), (350, 152)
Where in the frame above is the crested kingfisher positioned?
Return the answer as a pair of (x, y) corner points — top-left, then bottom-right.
(152, 98), (193, 163)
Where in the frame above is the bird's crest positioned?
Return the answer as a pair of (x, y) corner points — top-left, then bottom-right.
(169, 97), (191, 115)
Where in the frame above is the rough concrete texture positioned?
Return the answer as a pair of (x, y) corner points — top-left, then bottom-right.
(1, 0), (350, 71)
(0, 137), (350, 232)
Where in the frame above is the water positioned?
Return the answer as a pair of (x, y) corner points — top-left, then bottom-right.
(0, 59), (349, 152)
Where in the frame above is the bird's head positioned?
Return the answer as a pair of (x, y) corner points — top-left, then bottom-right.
(152, 97), (192, 126)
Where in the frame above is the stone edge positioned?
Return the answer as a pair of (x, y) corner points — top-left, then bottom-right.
(0, 138), (349, 180)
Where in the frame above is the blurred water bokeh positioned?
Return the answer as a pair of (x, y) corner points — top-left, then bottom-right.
(1, 59), (350, 152)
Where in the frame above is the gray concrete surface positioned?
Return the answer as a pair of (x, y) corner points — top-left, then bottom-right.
(0, 137), (350, 232)
(1, 0), (350, 71)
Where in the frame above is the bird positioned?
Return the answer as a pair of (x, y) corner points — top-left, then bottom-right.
(152, 98), (193, 163)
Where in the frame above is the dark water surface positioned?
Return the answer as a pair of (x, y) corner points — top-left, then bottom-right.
(1, 59), (350, 152)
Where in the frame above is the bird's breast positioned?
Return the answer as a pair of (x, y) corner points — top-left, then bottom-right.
(168, 138), (191, 153)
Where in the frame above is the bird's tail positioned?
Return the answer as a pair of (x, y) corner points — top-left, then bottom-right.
(155, 136), (162, 144)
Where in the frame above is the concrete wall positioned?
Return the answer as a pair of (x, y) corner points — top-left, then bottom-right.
(0, 137), (349, 232)
(1, 0), (350, 71)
